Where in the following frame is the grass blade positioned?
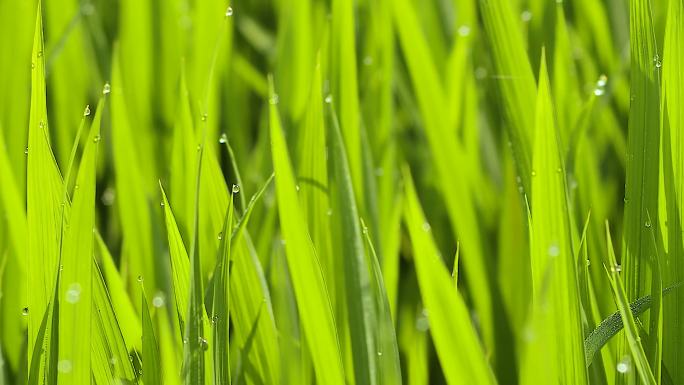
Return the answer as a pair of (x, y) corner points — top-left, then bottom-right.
(269, 75), (345, 385)
(403, 168), (496, 385)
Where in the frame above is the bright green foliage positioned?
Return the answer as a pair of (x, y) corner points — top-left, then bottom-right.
(3, 0), (684, 384)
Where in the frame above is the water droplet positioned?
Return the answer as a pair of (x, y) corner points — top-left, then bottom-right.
(326, 208), (333, 216)
(521, 10), (532, 22)
(152, 292), (165, 308)
(58, 360), (73, 373)
(475, 67), (488, 79)
(225, 6), (233, 16)
(211, 315), (219, 324)
(547, 243), (560, 257)
(594, 88), (605, 96)
(232, 184), (240, 193)
(31, 62), (35, 69)
(39, 120), (45, 129)
(109, 356), (118, 366)
(196, 144), (202, 152)
(74, 184), (80, 190)
(22, 307), (29, 316)
(362, 226), (369, 235)
(101, 188), (115, 206)
(421, 222), (431, 232)
(586, 259), (591, 266)
(37, 50), (43, 58)
(656, 60), (662, 68)
(65, 283), (82, 304)
(280, 239), (287, 246)
(160, 201), (165, 207)
(612, 264), (622, 273)
(597, 75), (608, 87)
(201, 113), (208, 122)
(24, 147), (29, 155)
(457, 25), (471, 37)
(377, 351), (383, 356)
(645, 220), (652, 228)
(137, 275), (143, 283)
(295, 184), (300, 191)
(269, 94), (279, 105)
(102, 83), (111, 95)
(556, 167), (562, 173)
(217, 232), (223, 240)
(92, 135), (101, 143)
(324, 95), (333, 104)
(617, 356), (630, 373)
(219, 133), (228, 144)
(84, 105), (91, 116)
(363, 56), (373, 66)
(199, 337), (209, 351)
(531, 170), (537, 177)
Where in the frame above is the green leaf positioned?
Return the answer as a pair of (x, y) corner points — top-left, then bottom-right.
(403, 168), (496, 385)
(269, 75), (346, 385)
(27, 3), (64, 364)
(142, 287), (162, 385)
(605, 223), (657, 385)
(328, 104), (378, 385)
(526, 52), (587, 384)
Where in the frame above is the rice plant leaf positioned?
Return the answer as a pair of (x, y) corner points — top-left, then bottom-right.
(478, 0), (537, 195)
(605, 223), (657, 385)
(331, 0), (363, 203)
(160, 185), (191, 333)
(269, 75), (346, 385)
(110, 47), (157, 292)
(211, 193), (233, 385)
(57, 96), (102, 385)
(328, 104), (378, 385)
(402, 169), (496, 385)
(27, 3), (64, 363)
(393, 0), (494, 349)
(360, 219), (402, 385)
(94, 232), (142, 353)
(528, 52), (587, 383)
(662, 0), (684, 381)
(91, 260), (137, 384)
(622, 0), (660, 307)
(142, 287), (162, 385)
(584, 283), (683, 366)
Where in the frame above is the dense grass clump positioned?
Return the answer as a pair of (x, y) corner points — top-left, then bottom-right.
(0, 0), (683, 384)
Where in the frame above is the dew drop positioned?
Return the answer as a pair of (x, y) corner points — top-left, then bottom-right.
(612, 264), (622, 273)
(84, 105), (91, 116)
(219, 133), (228, 144)
(377, 351), (383, 356)
(65, 283), (82, 304)
(160, 201), (165, 207)
(24, 147), (29, 155)
(421, 222), (431, 232)
(37, 50), (43, 58)
(547, 243), (560, 257)
(363, 56), (373, 66)
(269, 94), (279, 105)
(617, 356), (630, 373)
(152, 292), (165, 308)
(102, 83), (111, 95)
(217, 231), (223, 240)
(521, 10), (532, 22)
(201, 113), (208, 122)
(295, 184), (300, 191)
(31, 62), (35, 69)
(22, 307), (29, 316)
(457, 25), (471, 37)
(531, 170), (537, 177)
(645, 220), (652, 228)
(225, 6), (233, 16)
(58, 360), (73, 373)
(232, 184), (240, 193)
(324, 94), (333, 104)
(326, 208), (333, 216)
(199, 337), (209, 351)
(93, 135), (101, 143)
(137, 275), (143, 283)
